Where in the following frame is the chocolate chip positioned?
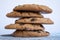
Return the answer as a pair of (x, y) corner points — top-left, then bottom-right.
(31, 18), (36, 21)
(20, 23), (25, 25)
(46, 31), (49, 33)
(15, 20), (18, 21)
(37, 30), (43, 33)
(40, 24), (44, 28)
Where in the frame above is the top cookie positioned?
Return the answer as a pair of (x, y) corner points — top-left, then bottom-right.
(13, 4), (52, 13)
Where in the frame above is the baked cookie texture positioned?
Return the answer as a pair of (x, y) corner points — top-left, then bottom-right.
(13, 4), (52, 13)
(5, 24), (44, 30)
(5, 4), (54, 37)
(6, 11), (43, 18)
(15, 18), (53, 24)
(12, 30), (49, 37)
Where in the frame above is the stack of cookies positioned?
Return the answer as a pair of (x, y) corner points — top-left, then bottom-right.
(5, 4), (54, 37)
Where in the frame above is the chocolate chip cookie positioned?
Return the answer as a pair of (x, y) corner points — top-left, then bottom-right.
(13, 4), (52, 13)
(5, 24), (44, 30)
(6, 11), (43, 18)
(15, 18), (53, 24)
(12, 30), (49, 37)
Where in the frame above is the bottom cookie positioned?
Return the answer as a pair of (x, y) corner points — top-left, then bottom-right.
(12, 30), (49, 37)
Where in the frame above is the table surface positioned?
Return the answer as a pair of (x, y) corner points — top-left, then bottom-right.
(0, 34), (60, 40)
